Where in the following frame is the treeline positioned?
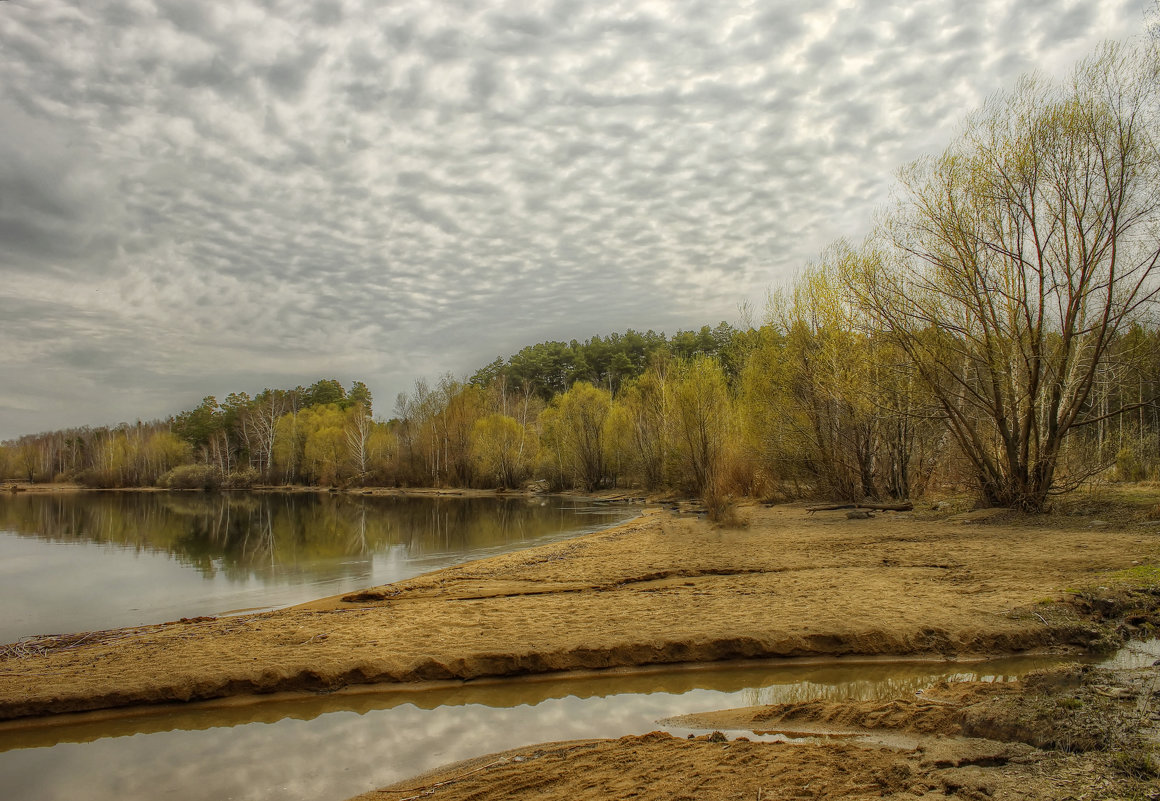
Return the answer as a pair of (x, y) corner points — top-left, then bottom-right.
(3, 42), (1158, 509)
(468, 323), (746, 398)
(3, 320), (1158, 503)
(389, 319), (1160, 504)
(0, 379), (381, 489)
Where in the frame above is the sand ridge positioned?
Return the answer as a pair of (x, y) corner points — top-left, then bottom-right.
(0, 503), (1155, 720)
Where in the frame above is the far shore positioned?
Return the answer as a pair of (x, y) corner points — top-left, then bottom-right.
(0, 479), (654, 501)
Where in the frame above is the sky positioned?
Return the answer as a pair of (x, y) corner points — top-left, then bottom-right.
(0, 0), (1153, 439)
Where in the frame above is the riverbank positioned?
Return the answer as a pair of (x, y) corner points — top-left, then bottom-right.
(2, 499), (1158, 722)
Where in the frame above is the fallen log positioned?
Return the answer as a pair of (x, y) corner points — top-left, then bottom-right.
(806, 501), (914, 513)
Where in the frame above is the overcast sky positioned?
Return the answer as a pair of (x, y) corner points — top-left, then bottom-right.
(0, 0), (1152, 438)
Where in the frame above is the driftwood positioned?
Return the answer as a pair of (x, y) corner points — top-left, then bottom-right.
(806, 501), (914, 513)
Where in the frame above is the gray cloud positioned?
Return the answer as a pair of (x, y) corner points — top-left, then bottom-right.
(0, 0), (1151, 438)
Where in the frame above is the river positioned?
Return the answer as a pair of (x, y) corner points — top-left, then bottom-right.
(0, 491), (637, 643)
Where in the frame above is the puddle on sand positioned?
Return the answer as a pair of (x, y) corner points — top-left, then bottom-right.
(1096, 637), (1160, 670)
(0, 648), (1128, 801)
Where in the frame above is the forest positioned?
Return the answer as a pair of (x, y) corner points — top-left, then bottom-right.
(3, 43), (1158, 512)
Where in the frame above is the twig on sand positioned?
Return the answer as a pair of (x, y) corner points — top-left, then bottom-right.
(805, 502), (914, 513)
(0, 631), (106, 661)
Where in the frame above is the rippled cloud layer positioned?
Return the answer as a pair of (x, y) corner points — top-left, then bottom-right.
(0, 0), (1149, 436)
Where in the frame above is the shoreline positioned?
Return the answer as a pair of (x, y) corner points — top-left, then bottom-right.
(0, 480), (653, 502)
(2, 501), (1157, 722)
(0, 646), (1094, 752)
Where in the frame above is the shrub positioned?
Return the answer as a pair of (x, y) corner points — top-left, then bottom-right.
(159, 464), (221, 490)
(703, 475), (747, 528)
(221, 468), (259, 489)
(1114, 448), (1146, 483)
(76, 469), (118, 489)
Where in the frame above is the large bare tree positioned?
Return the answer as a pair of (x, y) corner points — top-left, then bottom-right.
(845, 44), (1159, 510)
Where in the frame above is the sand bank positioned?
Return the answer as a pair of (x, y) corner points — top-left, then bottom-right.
(1, 502), (1156, 721)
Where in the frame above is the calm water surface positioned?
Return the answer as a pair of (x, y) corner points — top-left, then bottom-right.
(3, 642), (1157, 801)
(0, 492), (636, 643)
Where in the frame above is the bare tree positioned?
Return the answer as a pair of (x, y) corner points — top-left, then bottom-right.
(845, 44), (1160, 510)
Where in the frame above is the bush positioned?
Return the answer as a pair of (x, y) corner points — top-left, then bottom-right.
(76, 469), (118, 489)
(159, 464), (221, 490)
(221, 468), (259, 489)
(1114, 448), (1146, 483)
(703, 475), (747, 528)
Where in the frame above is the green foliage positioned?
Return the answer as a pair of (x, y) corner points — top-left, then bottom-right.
(222, 468), (260, 489)
(539, 382), (613, 491)
(670, 356), (732, 495)
(305, 379), (346, 408)
(172, 396), (222, 450)
(614, 361), (673, 489)
(347, 381), (373, 411)
(470, 324), (743, 401)
(1106, 563), (1160, 588)
(299, 405), (346, 485)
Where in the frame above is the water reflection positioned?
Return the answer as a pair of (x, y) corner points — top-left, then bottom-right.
(0, 492), (635, 642)
(0, 651), (1102, 801)
(0, 653), (1072, 753)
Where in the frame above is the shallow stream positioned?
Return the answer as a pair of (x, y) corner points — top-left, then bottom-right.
(2, 641), (1157, 801)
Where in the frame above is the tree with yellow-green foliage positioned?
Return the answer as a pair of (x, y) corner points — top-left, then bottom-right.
(669, 356), (733, 496)
(471, 413), (537, 488)
(615, 356), (673, 490)
(297, 405), (347, 486)
(539, 382), (613, 491)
